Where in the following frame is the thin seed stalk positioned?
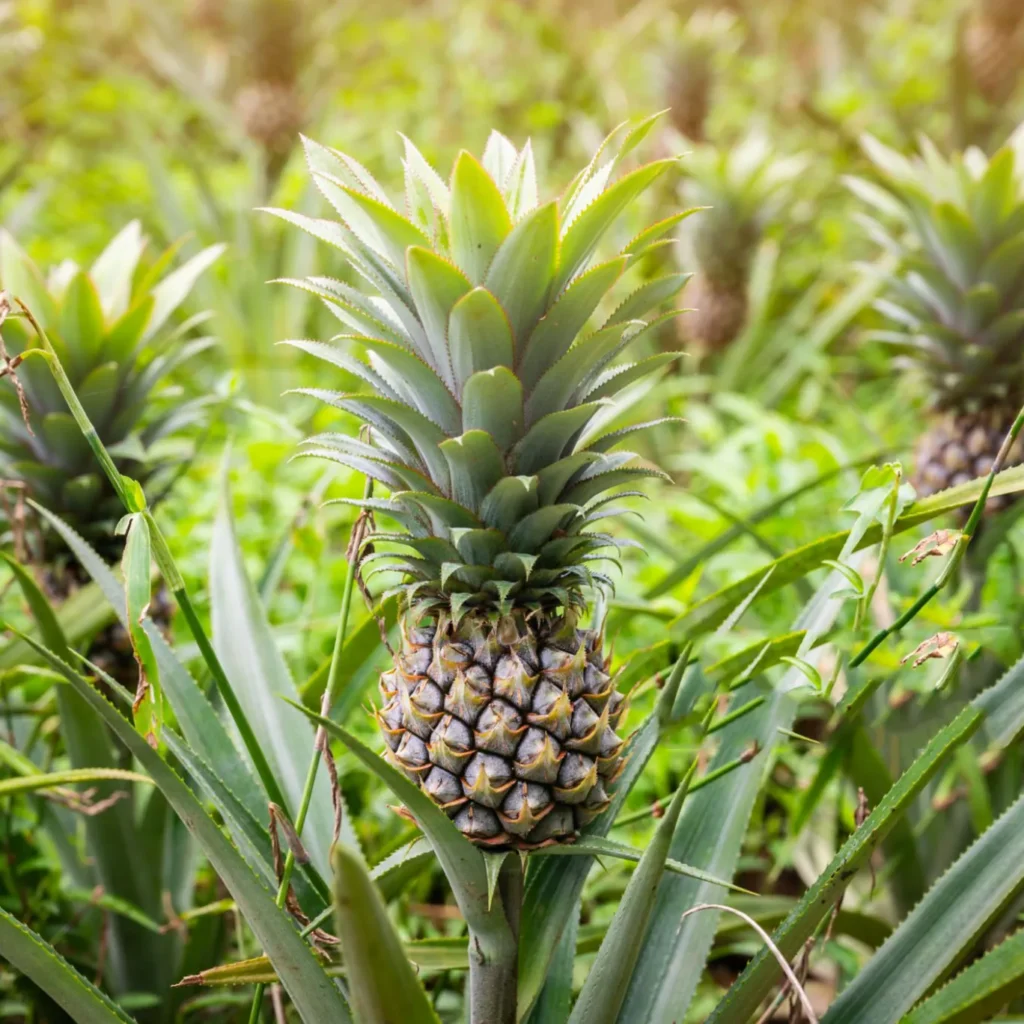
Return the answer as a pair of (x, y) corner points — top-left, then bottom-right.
(849, 403), (1024, 668)
(248, 488), (370, 1022)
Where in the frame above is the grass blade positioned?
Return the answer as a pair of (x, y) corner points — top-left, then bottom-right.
(0, 906), (135, 1024)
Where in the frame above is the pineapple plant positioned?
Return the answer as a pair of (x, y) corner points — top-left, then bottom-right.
(0, 223), (221, 680)
(677, 133), (806, 351)
(850, 133), (1024, 510)
(661, 10), (736, 143)
(962, 0), (1024, 105)
(664, 38), (713, 142)
(275, 122), (688, 847)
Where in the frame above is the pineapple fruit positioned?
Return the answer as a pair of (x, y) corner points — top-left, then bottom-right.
(679, 134), (806, 351)
(962, 0), (1024, 105)
(279, 123), (686, 847)
(851, 133), (1024, 508)
(0, 224), (220, 679)
(234, 0), (305, 161)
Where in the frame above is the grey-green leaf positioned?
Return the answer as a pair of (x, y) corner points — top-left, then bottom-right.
(333, 844), (440, 1024)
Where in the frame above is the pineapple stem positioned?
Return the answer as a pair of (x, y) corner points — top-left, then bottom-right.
(248, 482), (370, 1024)
(469, 855), (522, 1024)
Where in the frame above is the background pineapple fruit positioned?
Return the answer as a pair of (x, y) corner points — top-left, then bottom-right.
(850, 133), (1024, 510)
(0, 224), (221, 681)
(678, 133), (806, 352)
(234, 0), (305, 168)
(962, 0), (1024, 105)
(281, 122), (687, 847)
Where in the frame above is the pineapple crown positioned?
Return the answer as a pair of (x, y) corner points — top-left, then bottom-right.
(679, 132), (807, 282)
(849, 132), (1024, 408)
(272, 118), (693, 622)
(0, 224), (223, 558)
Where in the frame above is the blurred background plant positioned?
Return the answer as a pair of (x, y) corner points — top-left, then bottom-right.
(2, 0), (1024, 1021)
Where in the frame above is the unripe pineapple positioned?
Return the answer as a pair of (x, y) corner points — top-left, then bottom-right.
(235, 0), (305, 157)
(962, 7), (1024, 105)
(235, 79), (304, 156)
(0, 225), (221, 679)
(851, 134), (1024, 508)
(678, 134), (805, 351)
(278, 122), (686, 847)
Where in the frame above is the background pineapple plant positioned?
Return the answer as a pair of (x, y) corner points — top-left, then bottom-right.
(0, 224), (220, 681)
(278, 123), (687, 847)
(676, 133), (806, 351)
(661, 9), (737, 143)
(851, 133), (1024, 510)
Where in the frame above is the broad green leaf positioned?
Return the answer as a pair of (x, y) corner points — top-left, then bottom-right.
(555, 161), (672, 293)
(448, 286), (515, 390)
(479, 475), (539, 533)
(0, 906), (134, 1024)
(975, 651), (1024, 749)
(708, 705), (983, 1024)
(484, 201), (557, 348)
(59, 271), (105, 375)
(450, 151), (513, 283)
(440, 430), (506, 512)
(525, 322), (628, 426)
(461, 366), (524, 452)
(15, 635), (351, 1024)
(210, 482), (338, 879)
(569, 776), (692, 1024)
(333, 844), (440, 1024)
(144, 243), (225, 341)
(405, 246), (471, 386)
(902, 928), (1024, 1024)
(822, 786), (1024, 1024)
(605, 273), (689, 325)
(513, 404), (605, 476)
(518, 258), (626, 392)
(90, 220), (146, 319)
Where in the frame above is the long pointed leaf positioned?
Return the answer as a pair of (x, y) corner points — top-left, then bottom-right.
(332, 844), (440, 1024)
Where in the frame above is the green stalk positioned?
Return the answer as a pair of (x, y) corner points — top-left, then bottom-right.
(247, 484), (370, 1023)
(849, 403), (1024, 668)
(8, 300), (290, 812)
